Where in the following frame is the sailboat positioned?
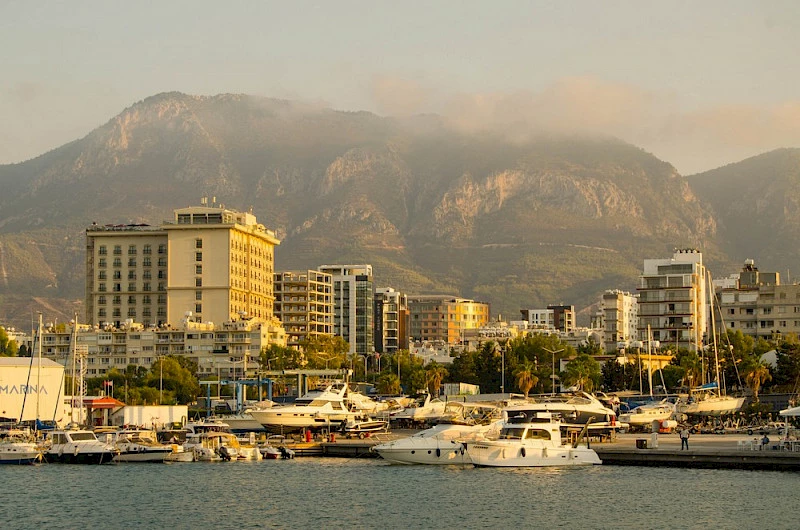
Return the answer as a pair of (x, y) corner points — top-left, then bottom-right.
(677, 271), (745, 417)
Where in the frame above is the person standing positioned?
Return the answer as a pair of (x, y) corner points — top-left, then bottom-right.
(680, 427), (690, 450)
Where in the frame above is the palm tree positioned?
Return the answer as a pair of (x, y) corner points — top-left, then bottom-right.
(514, 361), (539, 398)
(742, 356), (772, 402)
(425, 363), (448, 397)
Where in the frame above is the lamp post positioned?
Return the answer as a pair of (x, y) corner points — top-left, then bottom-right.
(543, 347), (564, 396)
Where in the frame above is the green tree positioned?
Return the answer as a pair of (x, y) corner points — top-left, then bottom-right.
(562, 354), (601, 392)
(741, 356), (772, 402)
(147, 356), (200, 404)
(376, 373), (400, 395)
(424, 363), (448, 397)
(0, 327), (19, 357)
(513, 360), (538, 398)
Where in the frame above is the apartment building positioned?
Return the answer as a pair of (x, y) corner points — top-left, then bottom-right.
(408, 295), (490, 345)
(374, 287), (408, 354)
(597, 290), (639, 353)
(273, 270), (334, 350)
(317, 264), (374, 356)
(637, 248), (707, 350)
(519, 305), (575, 333)
(85, 201), (281, 328)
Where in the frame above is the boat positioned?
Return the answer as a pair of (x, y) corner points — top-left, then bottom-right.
(249, 383), (359, 433)
(215, 400), (275, 433)
(373, 421), (502, 465)
(259, 443), (282, 459)
(0, 429), (41, 465)
(111, 429), (173, 463)
(43, 427), (118, 464)
(676, 271), (745, 418)
(389, 391), (448, 426)
(466, 409), (602, 467)
(192, 431), (262, 462)
(618, 399), (676, 431)
(518, 392), (625, 437)
(340, 416), (389, 437)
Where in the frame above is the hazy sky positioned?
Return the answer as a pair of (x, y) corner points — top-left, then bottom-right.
(1, 1), (798, 173)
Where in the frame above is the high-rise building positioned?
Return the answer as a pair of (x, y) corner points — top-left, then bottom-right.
(408, 295), (490, 345)
(86, 201), (281, 328)
(317, 264), (374, 355)
(637, 248), (707, 350)
(374, 287), (408, 354)
(274, 270), (334, 350)
(519, 305), (575, 333)
(598, 290), (639, 353)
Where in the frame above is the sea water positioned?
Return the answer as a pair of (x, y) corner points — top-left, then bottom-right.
(3, 458), (798, 529)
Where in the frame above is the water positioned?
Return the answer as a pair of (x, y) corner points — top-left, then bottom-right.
(3, 459), (799, 529)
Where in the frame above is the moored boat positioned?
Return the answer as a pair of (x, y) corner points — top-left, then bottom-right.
(466, 410), (601, 467)
(0, 429), (41, 465)
(373, 421), (502, 465)
(111, 429), (173, 463)
(43, 428), (118, 464)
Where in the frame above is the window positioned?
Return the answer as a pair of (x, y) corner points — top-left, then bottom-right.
(113, 296), (121, 305)
(98, 271), (106, 280)
(113, 258), (121, 267)
(128, 271), (136, 280)
(143, 257), (151, 267)
(158, 282), (166, 292)
(127, 295), (136, 304)
(143, 295), (151, 304)
(99, 283), (106, 292)
(113, 245), (121, 255)
(195, 265), (202, 274)
(195, 304), (202, 314)
(158, 244), (166, 254)
(143, 282), (151, 292)
(127, 283), (136, 291)
(158, 257), (167, 267)
(128, 245), (136, 255)
(158, 295), (166, 304)
(143, 271), (151, 280)
(143, 244), (151, 255)
(195, 238), (203, 249)
(99, 245), (107, 255)
(113, 271), (121, 280)
(98, 258), (106, 268)
(128, 258), (136, 267)
(143, 308), (151, 317)
(98, 308), (106, 318)
(98, 296), (106, 305)
(196, 278), (202, 287)
(195, 252), (202, 262)
(158, 270), (166, 279)
(127, 308), (136, 318)
(112, 308), (121, 318)
(113, 283), (121, 292)
(196, 291), (202, 300)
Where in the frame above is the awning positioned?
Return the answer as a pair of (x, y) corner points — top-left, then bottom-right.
(83, 396), (126, 409)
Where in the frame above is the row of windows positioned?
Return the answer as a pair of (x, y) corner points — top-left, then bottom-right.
(98, 244), (166, 255)
(98, 282), (166, 292)
(98, 257), (167, 268)
(97, 295), (164, 305)
(98, 308), (164, 318)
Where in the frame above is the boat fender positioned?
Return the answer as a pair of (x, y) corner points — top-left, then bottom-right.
(520, 447), (526, 458)
(436, 448), (441, 457)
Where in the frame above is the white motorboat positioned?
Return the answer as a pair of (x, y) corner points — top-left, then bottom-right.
(520, 392), (625, 436)
(619, 400), (676, 431)
(0, 429), (41, 465)
(390, 391), (448, 425)
(373, 421), (502, 465)
(250, 383), (359, 432)
(259, 443), (282, 459)
(466, 410), (602, 467)
(43, 428), (118, 464)
(111, 429), (173, 463)
(340, 416), (389, 437)
(216, 400), (275, 433)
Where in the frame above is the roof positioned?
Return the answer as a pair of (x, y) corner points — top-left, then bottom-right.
(83, 396), (126, 409)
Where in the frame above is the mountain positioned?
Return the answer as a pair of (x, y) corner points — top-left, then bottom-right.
(0, 92), (754, 331)
(689, 148), (800, 274)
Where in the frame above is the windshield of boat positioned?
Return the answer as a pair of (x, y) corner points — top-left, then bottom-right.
(499, 427), (526, 440)
(70, 432), (98, 441)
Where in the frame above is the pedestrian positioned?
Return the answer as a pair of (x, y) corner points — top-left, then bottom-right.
(680, 427), (690, 450)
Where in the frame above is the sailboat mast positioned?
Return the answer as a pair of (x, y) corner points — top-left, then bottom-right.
(708, 271), (722, 396)
(36, 312), (43, 423)
(70, 313), (78, 424)
(647, 324), (653, 398)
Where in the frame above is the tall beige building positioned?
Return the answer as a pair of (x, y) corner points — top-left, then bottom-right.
(273, 270), (334, 350)
(637, 249), (707, 351)
(86, 202), (280, 328)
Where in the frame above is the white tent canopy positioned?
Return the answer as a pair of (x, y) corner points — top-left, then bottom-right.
(779, 405), (800, 417)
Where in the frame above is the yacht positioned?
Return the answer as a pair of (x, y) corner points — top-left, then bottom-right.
(111, 429), (173, 463)
(192, 432), (262, 462)
(249, 383), (359, 433)
(519, 392), (625, 436)
(466, 410), (602, 467)
(373, 421), (502, 465)
(43, 428), (118, 464)
(0, 429), (41, 465)
(618, 399), (676, 431)
(215, 400), (275, 433)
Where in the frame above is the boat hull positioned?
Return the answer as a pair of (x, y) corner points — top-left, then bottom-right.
(468, 442), (602, 467)
(113, 449), (171, 463)
(678, 396), (746, 417)
(44, 450), (117, 464)
(374, 443), (471, 465)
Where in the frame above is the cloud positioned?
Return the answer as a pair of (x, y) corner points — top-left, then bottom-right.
(369, 75), (800, 174)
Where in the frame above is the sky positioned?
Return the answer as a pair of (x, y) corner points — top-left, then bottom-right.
(1, 1), (799, 174)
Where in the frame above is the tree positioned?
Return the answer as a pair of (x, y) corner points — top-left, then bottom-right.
(513, 360), (539, 398)
(741, 356), (772, 402)
(562, 354), (601, 392)
(424, 363), (448, 397)
(376, 373), (400, 395)
(0, 327), (19, 357)
(146, 356), (201, 404)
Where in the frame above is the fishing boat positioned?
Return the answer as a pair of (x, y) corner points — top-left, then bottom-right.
(466, 410), (601, 467)
(43, 427), (118, 464)
(0, 429), (41, 465)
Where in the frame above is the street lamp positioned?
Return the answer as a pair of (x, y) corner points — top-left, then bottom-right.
(495, 343), (505, 395)
(543, 347), (564, 396)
